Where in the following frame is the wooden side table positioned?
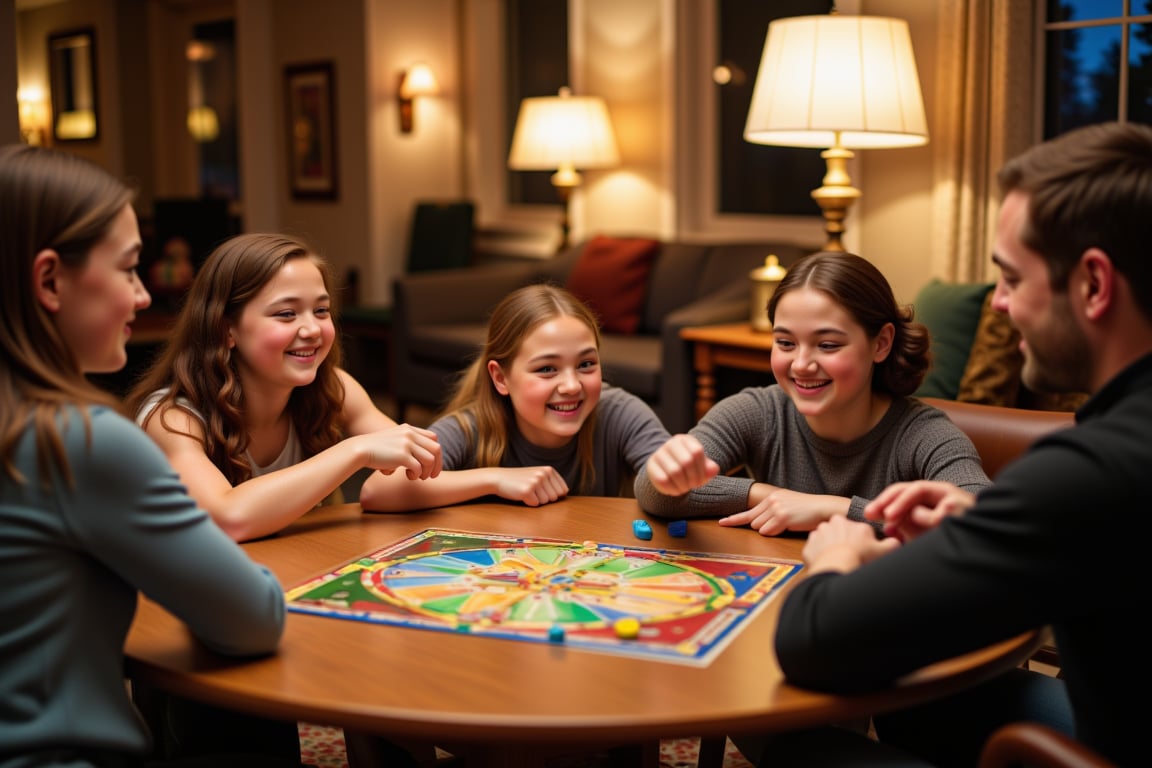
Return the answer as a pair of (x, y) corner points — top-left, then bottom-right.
(680, 322), (774, 421)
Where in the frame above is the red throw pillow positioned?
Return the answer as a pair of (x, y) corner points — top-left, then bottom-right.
(564, 235), (659, 334)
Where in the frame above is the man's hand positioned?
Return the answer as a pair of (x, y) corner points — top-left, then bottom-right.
(802, 516), (901, 574)
(864, 480), (975, 542)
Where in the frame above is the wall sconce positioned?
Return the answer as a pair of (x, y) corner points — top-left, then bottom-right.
(397, 63), (439, 134)
(507, 87), (620, 251)
(17, 87), (48, 146)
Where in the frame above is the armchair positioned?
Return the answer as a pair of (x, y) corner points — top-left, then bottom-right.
(979, 722), (1113, 768)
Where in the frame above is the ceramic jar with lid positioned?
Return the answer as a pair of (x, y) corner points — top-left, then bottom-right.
(749, 254), (787, 332)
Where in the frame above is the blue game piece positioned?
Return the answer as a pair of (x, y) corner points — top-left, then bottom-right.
(668, 520), (688, 538)
(632, 519), (653, 540)
(548, 625), (565, 643)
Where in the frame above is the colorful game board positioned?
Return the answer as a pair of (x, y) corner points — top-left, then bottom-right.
(285, 528), (803, 666)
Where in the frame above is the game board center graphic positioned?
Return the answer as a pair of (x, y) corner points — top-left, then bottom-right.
(366, 545), (731, 629)
(284, 529), (803, 665)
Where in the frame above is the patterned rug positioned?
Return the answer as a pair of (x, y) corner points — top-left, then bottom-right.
(298, 723), (755, 767)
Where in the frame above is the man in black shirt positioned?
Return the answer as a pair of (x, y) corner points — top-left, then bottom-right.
(774, 121), (1152, 767)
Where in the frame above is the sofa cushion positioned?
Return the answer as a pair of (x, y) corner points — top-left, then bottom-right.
(913, 279), (994, 400)
(958, 292), (1089, 411)
(956, 291), (1023, 407)
(565, 235), (659, 334)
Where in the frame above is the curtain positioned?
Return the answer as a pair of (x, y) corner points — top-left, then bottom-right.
(931, 0), (1037, 283)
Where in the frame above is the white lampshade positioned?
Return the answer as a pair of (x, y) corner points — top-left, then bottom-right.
(508, 87), (620, 182)
(744, 14), (928, 150)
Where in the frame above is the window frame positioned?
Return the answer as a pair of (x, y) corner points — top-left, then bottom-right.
(1038, 0), (1152, 138)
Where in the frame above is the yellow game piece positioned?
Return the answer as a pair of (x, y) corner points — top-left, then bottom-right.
(582, 540), (597, 549)
(614, 617), (640, 640)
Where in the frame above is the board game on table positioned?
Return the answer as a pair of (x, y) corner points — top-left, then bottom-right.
(285, 527), (803, 666)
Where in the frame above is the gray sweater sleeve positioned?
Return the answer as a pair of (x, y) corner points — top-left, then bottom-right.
(635, 387), (991, 528)
(634, 388), (774, 519)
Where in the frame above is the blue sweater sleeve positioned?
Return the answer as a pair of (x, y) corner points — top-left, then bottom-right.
(68, 409), (285, 656)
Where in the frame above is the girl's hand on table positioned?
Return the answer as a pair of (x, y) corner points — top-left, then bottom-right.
(719, 489), (850, 536)
(492, 466), (570, 506)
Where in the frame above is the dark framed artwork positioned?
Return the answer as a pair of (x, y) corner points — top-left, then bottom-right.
(48, 26), (99, 142)
(284, 61), (338, 200)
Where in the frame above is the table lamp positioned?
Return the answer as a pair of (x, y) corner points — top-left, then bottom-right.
(508, 87), (620, 252)
(743, 11), (928, 252)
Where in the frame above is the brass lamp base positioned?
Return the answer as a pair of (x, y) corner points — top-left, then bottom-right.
(551, 165), (583, 253)
(811, 144), (862, 253)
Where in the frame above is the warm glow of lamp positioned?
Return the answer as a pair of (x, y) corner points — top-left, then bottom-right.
(186, 39), (219, 143)
(55, 109), (97, 141)
(187, 105), (220, 142)
(507, 87), (620, 251)
(744, 11), (928, 251)
(398, 63), (440, 134)
(17, 87), (48, 146)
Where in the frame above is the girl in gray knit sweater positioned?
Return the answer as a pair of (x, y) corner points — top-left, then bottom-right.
(634, 251), (990, 536)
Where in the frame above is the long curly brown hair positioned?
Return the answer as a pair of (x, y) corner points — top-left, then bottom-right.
(125, 233), (346, 484)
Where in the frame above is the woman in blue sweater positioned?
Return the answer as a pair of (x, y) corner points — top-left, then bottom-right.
(0, 144), (288, 767)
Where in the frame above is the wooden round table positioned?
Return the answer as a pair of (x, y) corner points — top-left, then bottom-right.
(125, 497), (1039, 766)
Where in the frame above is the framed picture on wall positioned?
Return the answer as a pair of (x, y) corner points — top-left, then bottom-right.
(284, 61), (338, 200)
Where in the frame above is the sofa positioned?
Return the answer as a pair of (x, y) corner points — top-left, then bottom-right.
(389, 235), (814, 432)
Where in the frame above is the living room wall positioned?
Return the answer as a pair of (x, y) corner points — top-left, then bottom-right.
(7, 0), (942, 307)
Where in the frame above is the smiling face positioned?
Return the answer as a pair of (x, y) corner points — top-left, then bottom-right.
(992, 190), (1092, 394)
(770, 287), (893, 438)
(226, 256), (334, 393)
(48, 203), (151, 374)
(487, 315), (602, 449)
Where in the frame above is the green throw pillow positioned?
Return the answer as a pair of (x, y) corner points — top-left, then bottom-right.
(912, 279), (994, 400)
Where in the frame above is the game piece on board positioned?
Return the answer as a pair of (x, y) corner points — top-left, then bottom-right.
(668, 520), (688, 537)
(582, 540), (597, 549)
(548, 625), (565, 643)
(614, 617), (640, 639)
(632, 520), (652, 540)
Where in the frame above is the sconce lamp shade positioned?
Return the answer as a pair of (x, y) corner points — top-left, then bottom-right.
(743, 13), (928, 251)
(398, 63), (440, 134)
(400, 63), (439, 99)
(744, 14), (927, 149)
(17, 87), (48, 145)
(508, 87), (620, 251)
